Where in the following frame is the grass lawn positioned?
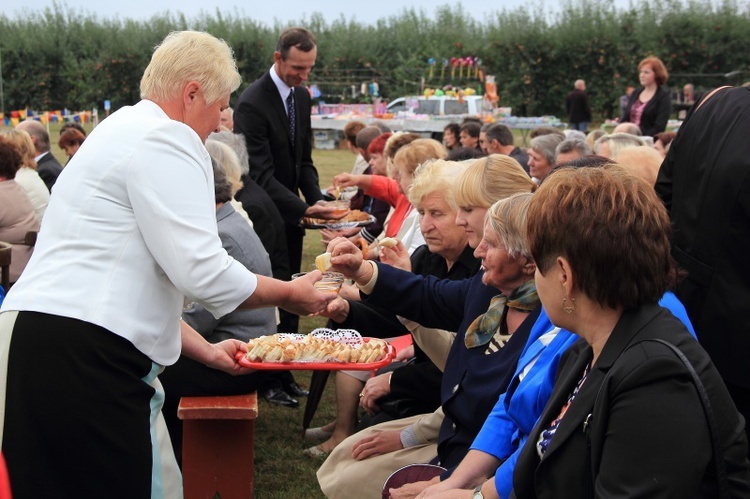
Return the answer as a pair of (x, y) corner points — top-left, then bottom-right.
(250, 148), (354, 499)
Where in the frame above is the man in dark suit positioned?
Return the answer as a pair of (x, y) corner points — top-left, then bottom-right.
(17, 120), (63, 192)
(234, 27), (335, 334)
(234, 27), (335, 406)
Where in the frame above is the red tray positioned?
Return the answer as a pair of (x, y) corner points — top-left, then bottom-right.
(235, 341), (396, 371)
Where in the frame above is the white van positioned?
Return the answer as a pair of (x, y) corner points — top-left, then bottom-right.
(386, 95), (487, 117)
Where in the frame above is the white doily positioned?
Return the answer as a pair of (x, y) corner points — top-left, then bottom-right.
(310, 327), (365, 346)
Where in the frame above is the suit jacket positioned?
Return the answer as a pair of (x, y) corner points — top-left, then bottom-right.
(565, 89), (592, 123)
(234, 71), (323, 226)
(621, 85), (671, 136)
(655, 86), (750, 389)
(181, 203), (276, 343)
(234, 174), (290, 282)
(511, 304), (750, 499)
(35, 151), (63, 192)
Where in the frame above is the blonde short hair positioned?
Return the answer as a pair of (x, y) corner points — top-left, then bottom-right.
(205, 140), (244, 196)
(140, 31), (241, 104)
(454, 154), (536, 209)
(408, 159), (465, 209)
(0, 129), (37, 170)
(392, 139), (447, 178)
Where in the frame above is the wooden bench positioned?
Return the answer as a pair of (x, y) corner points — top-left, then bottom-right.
(178, 392), (258, 499)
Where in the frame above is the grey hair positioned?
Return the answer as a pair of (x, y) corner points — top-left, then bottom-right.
(614, 122), (642, 136)
(210, 157), (233, 204)
(529, 133), (565, 166)
(556, 138), (592, 157)
(595, 133), (646, 156)
(207, 131), (249, 176)
(484, 192), (534, 259)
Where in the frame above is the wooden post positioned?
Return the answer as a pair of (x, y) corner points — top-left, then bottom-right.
(178, 393), (258, 499)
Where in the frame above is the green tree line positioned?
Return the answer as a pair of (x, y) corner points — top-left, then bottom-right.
(1, 0), (749, 119)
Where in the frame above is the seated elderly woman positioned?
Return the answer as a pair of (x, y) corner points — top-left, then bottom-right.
(0, 136), (40, 283)
(402, 198), (695, 499)
(0, 129), (49, 222)
(593, 132), (646, 159)
(510, 166), (750, 497)
(334, 138), (446, 261)
(527, 133), (564, 183)
(318, 177), (538, 498)
(306, 158), (481, 457)
(159, 141), (276, 460)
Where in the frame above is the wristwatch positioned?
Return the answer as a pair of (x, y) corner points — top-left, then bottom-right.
(472, 485), (484, 499)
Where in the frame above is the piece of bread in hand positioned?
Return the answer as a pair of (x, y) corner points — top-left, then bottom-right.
(315, 252), (332, 272)
(380, 237), (399, 248)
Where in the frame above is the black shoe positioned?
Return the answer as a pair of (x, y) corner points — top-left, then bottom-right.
(262, 388), (299, 408)
(283, 381), (310, 398)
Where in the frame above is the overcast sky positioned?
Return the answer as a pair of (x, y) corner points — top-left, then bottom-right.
(12, 0), (640, 27)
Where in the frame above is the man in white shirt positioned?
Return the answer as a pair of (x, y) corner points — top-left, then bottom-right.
(234, 27), (337, 333)
(0, 30), (335, 499)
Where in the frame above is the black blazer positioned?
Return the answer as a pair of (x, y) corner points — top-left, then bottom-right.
(621, 85), (671, 136)
(655, 86), (750, 390)
(35, 151), (63, 192)
(234, 174), (290, 282)
(511, 304), (750, 498)
(234, 71), (323, 225)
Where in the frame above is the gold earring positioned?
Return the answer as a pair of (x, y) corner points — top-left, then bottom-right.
(562, 296), (576, 314)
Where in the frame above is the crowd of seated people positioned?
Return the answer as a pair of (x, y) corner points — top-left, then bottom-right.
(0, 129), (49, 222)
(303, 158), (481, 457)
(0, 136), (40, 285)
(3, 71), (750, 499)
(309, 95), (750, 498)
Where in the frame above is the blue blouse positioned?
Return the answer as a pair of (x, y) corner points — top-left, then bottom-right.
(471, 291), (695, 498)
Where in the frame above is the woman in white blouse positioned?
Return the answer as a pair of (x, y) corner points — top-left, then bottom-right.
(0, 31), (335, 499)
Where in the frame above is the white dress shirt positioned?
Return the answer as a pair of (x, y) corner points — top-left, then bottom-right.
(269, 63), (293, 113)
(2, 100), (257, 365)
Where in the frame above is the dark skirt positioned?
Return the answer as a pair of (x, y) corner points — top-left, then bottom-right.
(1, 311), (165, 499)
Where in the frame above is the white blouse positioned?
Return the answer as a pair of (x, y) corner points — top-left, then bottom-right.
(15, 167), (50, 222)
(2, 100), (257, 365)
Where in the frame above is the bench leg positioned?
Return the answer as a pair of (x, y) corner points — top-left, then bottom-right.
(182, 419), (254, 499)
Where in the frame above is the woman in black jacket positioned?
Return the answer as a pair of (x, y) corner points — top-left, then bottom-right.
(511, 166), (750, 498)
(621, 56), (672, 137)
